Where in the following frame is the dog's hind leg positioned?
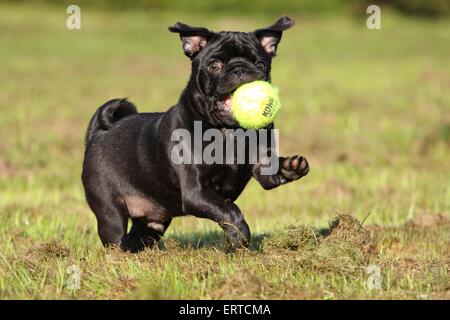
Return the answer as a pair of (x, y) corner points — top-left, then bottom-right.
(124, 218), (172, 253)
(94, 203), (128, 250)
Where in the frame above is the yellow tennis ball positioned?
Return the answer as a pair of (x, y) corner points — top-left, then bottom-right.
(231, 81), (281, 129)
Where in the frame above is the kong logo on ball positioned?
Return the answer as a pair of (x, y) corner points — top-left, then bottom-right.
(231, 81), (281, 129)
(262, 97), (275, 118)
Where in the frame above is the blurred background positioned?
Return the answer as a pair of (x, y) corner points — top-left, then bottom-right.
(0, 0), (448, 299)
(5, 0), (450, 17)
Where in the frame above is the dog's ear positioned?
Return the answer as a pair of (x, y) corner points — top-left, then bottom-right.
(254, 16), (295, 57)
(169, 22), (215, 59)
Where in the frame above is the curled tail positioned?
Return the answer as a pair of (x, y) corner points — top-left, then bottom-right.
(85, 98), (137, 146)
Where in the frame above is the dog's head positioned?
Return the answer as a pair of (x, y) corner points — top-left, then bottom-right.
(169, 16), (294, 127)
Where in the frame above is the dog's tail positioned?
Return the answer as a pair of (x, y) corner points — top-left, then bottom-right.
(85, 98), (138, 146)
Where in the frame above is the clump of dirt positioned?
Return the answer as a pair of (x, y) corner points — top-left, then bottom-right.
(295, 239), (368, 274)
(212, 269), (274, 299)
(262, 225), (319, 251)
(262, 214), (377, 274)
(324, 214), (377, 256)
(263, 214), (375, 256)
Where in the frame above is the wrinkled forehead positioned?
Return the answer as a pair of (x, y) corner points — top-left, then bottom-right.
(202, 32), (265, 61)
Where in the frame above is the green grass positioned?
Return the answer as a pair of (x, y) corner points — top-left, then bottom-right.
(0, 4), (449, 299)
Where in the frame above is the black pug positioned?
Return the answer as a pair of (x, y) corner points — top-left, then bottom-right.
(82, 16), (309, 253)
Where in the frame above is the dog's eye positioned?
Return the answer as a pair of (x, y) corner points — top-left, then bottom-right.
(256, 61), (267, 71)
(208, 60), (223, 73)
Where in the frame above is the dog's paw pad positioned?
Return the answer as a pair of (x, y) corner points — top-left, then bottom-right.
(281, 156), (309, 180)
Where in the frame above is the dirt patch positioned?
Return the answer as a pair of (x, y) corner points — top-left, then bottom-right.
(26, 241), (70, 260)
(17, 240), (71, 276)
(406, 212), (450, 228)
(23, 240), (69, 265)
(367, 212), (450, 237)
(212, 269), (274, 299)
(0, 156), (15, 179)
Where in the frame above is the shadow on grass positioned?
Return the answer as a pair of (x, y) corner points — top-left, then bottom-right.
(160, 230), (270, 251)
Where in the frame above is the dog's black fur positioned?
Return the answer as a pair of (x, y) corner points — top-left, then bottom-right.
(82, 16), (309, 253)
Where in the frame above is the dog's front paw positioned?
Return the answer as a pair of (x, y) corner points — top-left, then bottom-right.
(280, 156), (309, 181)
(221, 221), (250, 253)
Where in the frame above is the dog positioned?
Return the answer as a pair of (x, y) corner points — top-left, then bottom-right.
(82, 16), (309, 253)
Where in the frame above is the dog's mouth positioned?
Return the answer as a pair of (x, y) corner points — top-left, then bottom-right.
(212, 89), (239, 126)
(216, 88), (238, 111)
(217, 95), (233, 110)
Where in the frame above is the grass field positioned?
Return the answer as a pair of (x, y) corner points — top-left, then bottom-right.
(0, 3), (449, 299)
